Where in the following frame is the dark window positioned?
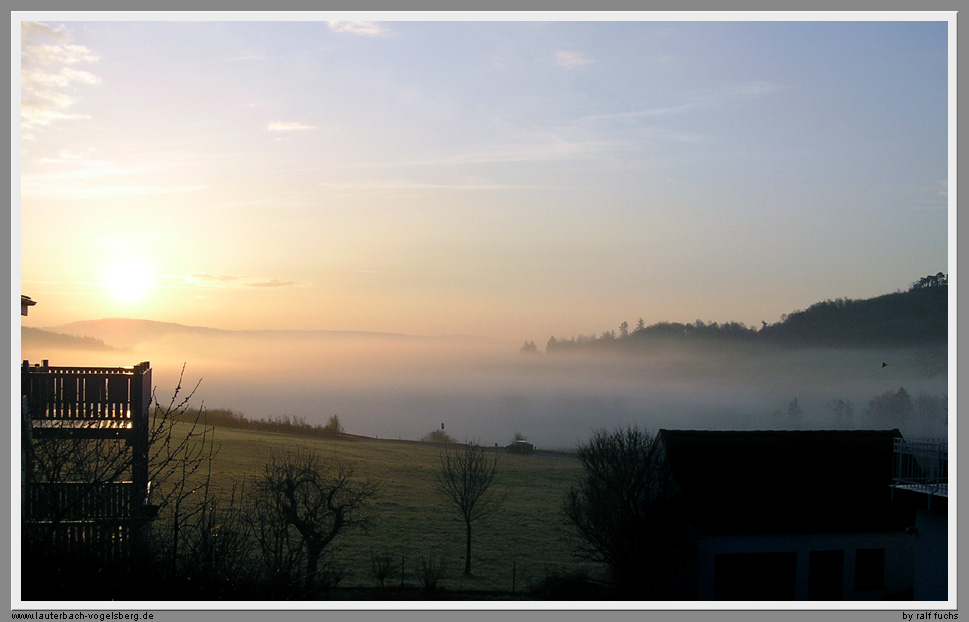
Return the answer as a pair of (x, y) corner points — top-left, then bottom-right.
(714, 552), (797, 600)
(808, 550), (844, 600)
(854, 548), (886, 590)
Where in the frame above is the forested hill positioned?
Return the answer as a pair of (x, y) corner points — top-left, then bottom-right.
(541, 273), (948, 354)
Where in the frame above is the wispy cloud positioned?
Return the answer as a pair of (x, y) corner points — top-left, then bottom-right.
(577, 102), (703, 124)
(267, 121), (317, 132)
(23, 181), (207, 201)
(165, 274), (301, 289)
(20, 21), (101, 132)
(317, 178), (525, 194)
(328, 21), (387, 37)
(573, 80), (786, 133)
(249, 279), (300, 288)
(555, 50), (593, 69)
(22, 151), (208, 200)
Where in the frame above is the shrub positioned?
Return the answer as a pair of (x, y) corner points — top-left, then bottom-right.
(422, 429), (456, 444)
(416, 552), (450, 594)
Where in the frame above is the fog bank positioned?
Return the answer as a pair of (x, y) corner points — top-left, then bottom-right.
(22, 325), (948, 449)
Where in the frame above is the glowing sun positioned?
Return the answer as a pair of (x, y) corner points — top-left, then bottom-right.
(102, 257), (155, 305)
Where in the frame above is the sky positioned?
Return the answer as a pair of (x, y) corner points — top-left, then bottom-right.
(15, 14), (952, 343)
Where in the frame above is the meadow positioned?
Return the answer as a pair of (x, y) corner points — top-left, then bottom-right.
(182, 422), (591, 598)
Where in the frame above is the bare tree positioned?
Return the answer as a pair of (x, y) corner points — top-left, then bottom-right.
(144, 368), (219, 577)
(563, 426), (687, 598)
(436, 443), (507, 577)
(369, 549), (397, 588)
(252, 449), (377, 594)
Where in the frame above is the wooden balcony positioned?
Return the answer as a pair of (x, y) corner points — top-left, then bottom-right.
(22, 361), (151, 440)
(21, 361), (154, 563)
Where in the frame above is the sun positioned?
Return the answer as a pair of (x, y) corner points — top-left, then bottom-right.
(102, 257), (156, 305)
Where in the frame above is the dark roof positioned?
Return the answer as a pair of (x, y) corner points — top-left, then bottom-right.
(21, 295), (36, 306)
(656, 429), (909, 536)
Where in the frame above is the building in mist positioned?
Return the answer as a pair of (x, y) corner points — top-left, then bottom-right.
(655, 429), (919, 600)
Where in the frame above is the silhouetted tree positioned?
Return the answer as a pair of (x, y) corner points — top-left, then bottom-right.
(619, 321), (629, 338)
(865, 387), (914, 423)
(252, 449), (377, 594)
(436, 443), (507, 577)
(911, 272), (947, 290)
(563, 426), (687, 598)
(322, 415), (344, 437)
(369, 548), (397, 588)
(786, 397), (804, 426)
(827, 398), (855, 426)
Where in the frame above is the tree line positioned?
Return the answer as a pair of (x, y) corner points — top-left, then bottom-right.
(176, 407), (346, 439)
(534, 273), (947, 354)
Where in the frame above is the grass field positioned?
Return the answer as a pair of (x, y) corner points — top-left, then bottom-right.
(186, 423), (594, 596)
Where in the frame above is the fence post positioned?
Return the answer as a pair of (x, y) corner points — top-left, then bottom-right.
(512, 560), (516, 594)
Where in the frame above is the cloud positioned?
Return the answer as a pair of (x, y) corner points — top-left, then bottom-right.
(267, 121), (317, 132)
(327, 21), (387, 37)
(22, 151), (209, 200)
(315, 178), (526, 196)
(939, 180), (948, 197)
(20, 21), (101, 131)
(248, 279), (299, 288)
(578, 102), (704, 123)
(555, 50), (593, 69)
(166, 274), (300, 290)
(23, 181), (207, 201)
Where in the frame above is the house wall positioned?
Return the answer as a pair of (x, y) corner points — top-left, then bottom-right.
(912, 507), (948, 601)
(693, 531), (914, 601)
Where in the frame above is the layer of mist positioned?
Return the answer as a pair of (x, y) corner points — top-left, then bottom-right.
(22, 321), (948, 449)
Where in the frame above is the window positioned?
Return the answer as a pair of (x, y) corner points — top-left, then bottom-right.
(714, 552), (797, 600)
(808, 550), (844, 600)
(854, 548), (886, 591)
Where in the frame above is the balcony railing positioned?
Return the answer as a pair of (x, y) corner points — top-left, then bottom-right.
(26, 482), (137, 521)
(22, 361), (150, 425)
(21, 361), (155, 562)
(893, 438), (947, 497)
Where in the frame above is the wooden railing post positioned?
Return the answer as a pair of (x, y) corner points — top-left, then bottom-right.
(129, 362), (152, 563)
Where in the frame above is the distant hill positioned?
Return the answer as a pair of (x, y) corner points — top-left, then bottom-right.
(757, 285), (947, 347)
(42, 318), (504, 349)
(20, 327), (117, 352)
(545, 275), (948, 354)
